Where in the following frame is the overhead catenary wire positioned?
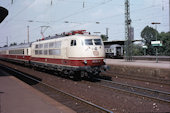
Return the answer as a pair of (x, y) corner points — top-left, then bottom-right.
(49, 0), (113, 24)
(0, 0), (168, 46)
(0, 0), (36, 29)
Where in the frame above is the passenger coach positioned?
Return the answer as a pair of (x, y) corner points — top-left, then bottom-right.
(0, 43), (31, 64)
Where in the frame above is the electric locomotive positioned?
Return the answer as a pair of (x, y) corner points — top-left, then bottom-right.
(0, 30), (107, 78)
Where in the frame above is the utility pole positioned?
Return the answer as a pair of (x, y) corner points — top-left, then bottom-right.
(83, 1), (85, 8)
(6, 36), (8, 47)
(169, 0), (170, 31)
(51, 0), (53, 6)
(151, 22), (161, 63)
(27, 26), (29, 43)
(125, 0), (132, 61)
(106, 28), (109, 38)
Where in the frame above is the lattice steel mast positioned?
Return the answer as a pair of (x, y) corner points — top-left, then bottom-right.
(125, 0), (132, 61)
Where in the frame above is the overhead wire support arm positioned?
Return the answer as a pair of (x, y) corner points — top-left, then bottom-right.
(40, 26), (50, 39)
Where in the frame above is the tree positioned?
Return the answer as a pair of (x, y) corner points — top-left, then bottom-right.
(158, 32), (170, 56)
(132, 44), (143, 56)
(141, 26), (158, 55)
(101, 34), (108, 41)
(3, 45), (8, 47)
(10, 42), (17, 46)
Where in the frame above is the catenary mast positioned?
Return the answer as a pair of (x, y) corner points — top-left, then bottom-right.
(125, 0), (132, 61)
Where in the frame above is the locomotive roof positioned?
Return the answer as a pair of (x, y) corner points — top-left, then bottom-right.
(33, 34), (100, 44)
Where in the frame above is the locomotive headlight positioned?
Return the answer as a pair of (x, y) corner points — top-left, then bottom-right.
(83, 60), (87, 65)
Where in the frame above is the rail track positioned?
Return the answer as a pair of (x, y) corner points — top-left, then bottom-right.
(0, 64), (113, 113)
(102, 72), (170, 86)
(96, 78), (170, 104)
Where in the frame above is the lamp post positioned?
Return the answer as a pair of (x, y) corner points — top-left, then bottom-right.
(151, 22), (161, 63)
(27, 26), (29, 43)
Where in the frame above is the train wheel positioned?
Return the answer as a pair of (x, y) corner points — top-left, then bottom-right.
(72, 71), (81, 81)
(80, 71), (88, 78)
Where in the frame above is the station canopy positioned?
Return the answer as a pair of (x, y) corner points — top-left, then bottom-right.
(103, 40), (142, 46)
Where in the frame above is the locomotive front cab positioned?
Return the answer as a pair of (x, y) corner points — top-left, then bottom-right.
(67, 36), (105, 59)
(66, 35), (106, 77)
(67, 35), (105, 59)
(67, 35), (106, 76)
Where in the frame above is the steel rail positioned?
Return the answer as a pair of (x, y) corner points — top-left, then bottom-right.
(97, 79), (170, 103)
(1, 65), (113, 113)
(102, 72), (170, 86)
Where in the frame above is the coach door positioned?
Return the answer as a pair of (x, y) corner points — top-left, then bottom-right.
(116, 47), (121, 56)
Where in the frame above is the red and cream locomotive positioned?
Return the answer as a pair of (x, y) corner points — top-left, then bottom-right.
(0, 30), (107, 78)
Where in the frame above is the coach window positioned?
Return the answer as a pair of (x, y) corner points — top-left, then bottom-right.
(71, 40), (76, 46)
(110, 49), (112, 53)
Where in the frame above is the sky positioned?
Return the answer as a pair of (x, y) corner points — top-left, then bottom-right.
(0, 0), (169, 47)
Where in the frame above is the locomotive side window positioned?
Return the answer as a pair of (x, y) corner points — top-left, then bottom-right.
(49, 42), (54, 48)
(39, 50), (43, 55)
(44, 43), (48, 48)
(85, 39), (93, 45)
(71, 40), (76, 46)
(55, 41), (61, 48)
(39, 44), (43, 48)
(94, 39), (102, 45)
(44, 50), (48, 55)
(35, 50), (38, 55)
(49, 49), (60, 55)
(35, 44), (38, 48)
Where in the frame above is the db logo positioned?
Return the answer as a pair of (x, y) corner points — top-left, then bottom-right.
(93, 51), (99, 56)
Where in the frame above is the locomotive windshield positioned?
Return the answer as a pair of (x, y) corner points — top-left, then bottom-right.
(84, 39), (102, 46)
(85, 39), (93, 45)
(94, 39), (102, 45)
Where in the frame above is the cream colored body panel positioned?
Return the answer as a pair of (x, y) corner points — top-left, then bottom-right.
(31, 35), (105, 59)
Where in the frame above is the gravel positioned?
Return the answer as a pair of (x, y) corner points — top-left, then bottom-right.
(0, 60), (170, 113)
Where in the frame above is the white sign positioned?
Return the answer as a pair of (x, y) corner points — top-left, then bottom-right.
(151, 41), (162, 47)
(151, 41), (161, 45)
(142, 45), (148, 49)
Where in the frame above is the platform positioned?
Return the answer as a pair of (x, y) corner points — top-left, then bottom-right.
(106, 59), (170, 69)
(105, 59), (170, 80)
(0, 76), (76, 113)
